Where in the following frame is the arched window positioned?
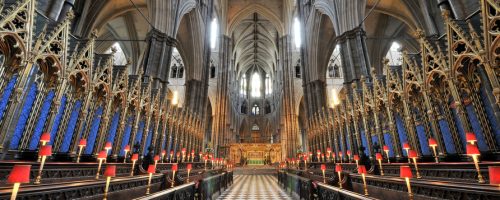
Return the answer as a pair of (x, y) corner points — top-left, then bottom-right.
(293, 17), (301, 48)
(210, 18), (218, 49)
(265, 74), (270, 95)
(327, 45), (342, 78)
(240, 74), (247, 97)
(385, 41), (402, 66)
(178, 65), (184, 78)
(252, 104), (260, 115)
(171, 64), (178, 78)
(210, 65), (216, 78)
(333, 64), (340, 78)
(250, 72), (261, 97)
(265, 101), (271, 114)
(295, 64), (301, 78)
(328, 64), (334, 78)
(106, 42), (127, 65)
(241, 101), (247, 114)
(251, 124), (260, 131)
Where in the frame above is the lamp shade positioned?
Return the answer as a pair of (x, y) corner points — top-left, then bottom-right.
(78, 138), (87, 147)
(335, 164), (342, 172)
(327, 147), (331, 152)
(466, 132), (477, 143)
(147, 164), (156, 174)
(339, 151), (343, 156)
(162, 150), (166, 155)
(400, 166), (412, 178)
(131, 153), (139, 161)
(39, 145), (52, 156)
(321, 164), (326, 171)
(303, 156), (308, 161)
(428, 138), (438, 147)
(124, 145), (130, 151)
(172, 164), (178, 171)
(98, 150), (107, 159)
(204, 156), (208, 160)
(403, 142), (410, 150)
(317, 150), (321, 154)
(170, 150), (174, 155)
(346, 150), (351, 156)
(466, 144), (480, 155)
(376, 153), (383, 160)
(104, 165), (116, 177)
(154, 155), (160, 161)
(488, 166), (500, 185)
(353, 155), (360, 161)
(182, 148), (186, 153)
(383, 145), (389, 151)
(187, 164), (192, 170)
(408, 150), (418, 158)
(358, 165), (367, 175)
(40, 132), (51, 142)
(191, 149), (195, 154)
(8, 165), (31, 184)
(105, 142), (112, 150)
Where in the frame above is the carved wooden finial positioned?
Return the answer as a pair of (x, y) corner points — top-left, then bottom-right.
(90, 29), (99, 39)
(65, 10), (75, 20)
(415, 29), (425, 39)
(441, 9), (451, 21)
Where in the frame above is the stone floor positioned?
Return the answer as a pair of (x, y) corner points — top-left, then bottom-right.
(217, 175), (293, 200)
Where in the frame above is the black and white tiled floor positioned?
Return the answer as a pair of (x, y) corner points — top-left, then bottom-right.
(217, 175), (292, 200)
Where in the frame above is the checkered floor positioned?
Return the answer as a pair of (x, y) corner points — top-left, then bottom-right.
(217, 175), (292, 200)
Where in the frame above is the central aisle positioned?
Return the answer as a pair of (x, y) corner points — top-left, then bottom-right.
(217, 175), (292, 199)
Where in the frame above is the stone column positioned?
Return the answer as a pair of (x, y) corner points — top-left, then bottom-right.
(279, 36), (299, 158)
(141, 28), (176, 98)
(211, 36), (231, 156)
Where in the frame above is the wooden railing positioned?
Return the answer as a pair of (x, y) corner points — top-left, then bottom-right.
(284, 161), (500, 200)
(278, 171), (375, 200)
(0, 161), (209, 185)
(307, 161), (500, 184)
(134, 182), (196, 200)
(0, 174), (165, 199)
(136, 171), (234, 200)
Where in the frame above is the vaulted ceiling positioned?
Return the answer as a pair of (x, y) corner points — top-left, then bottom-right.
(96, 9), (149, 73)
(232, 13), (278, 77)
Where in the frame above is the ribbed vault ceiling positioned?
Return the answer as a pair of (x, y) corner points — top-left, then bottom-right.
(233, 13), (278, 76)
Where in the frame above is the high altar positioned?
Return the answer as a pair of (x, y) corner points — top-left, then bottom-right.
(229, 143), (282, 165)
